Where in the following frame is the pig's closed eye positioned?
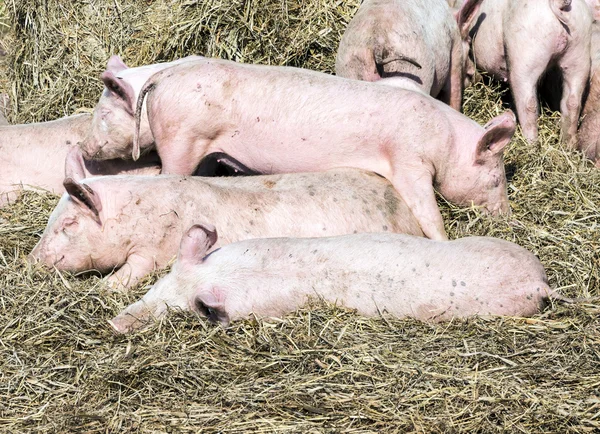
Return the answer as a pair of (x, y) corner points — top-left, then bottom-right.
(61, 217), (78, 233)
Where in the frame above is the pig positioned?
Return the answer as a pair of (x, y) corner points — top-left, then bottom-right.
(29, 168), (424, 290)
(578, 22), (600, 165)
(109, 226), (566, 333)
(78, 54), (201, 160)
(0, 113), (161, 208)
(585, 0), (600, 21)
(470, 0), (592, 146)
(126, 57), (515, 241)
(335, 0), (482, 110)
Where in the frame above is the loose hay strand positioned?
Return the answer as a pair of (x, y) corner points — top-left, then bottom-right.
(1, 1), (600, 433)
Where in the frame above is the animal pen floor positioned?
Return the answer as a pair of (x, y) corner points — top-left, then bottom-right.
(1, 1), (599, 432)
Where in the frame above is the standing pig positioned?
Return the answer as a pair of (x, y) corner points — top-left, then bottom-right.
(126, 57), (515, 241)
(578, 22), (600, 165)
(78, 54), (201, 160)
(110, 227), (563, 333)
(470, 0), (592, 146)
(335, 0), (482, 110)
(29, 168), (423, 290)
(0, 114), (161, 208)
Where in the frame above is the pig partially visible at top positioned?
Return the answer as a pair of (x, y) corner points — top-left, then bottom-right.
(470, 0), (592, 146)
(0, 113), (161, 208)
(578, 22), (600, 165)
(126, 57), (514, 240)
(78, 54), (201, 161)
(29, 167), (423, 291)
(585, 0), (600, 21)
(109, 227), (565, 334)
(335, 0), (482, 110)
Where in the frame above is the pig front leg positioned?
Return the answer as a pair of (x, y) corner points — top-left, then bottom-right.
(391, 170), (448, 240)
(157, 133), (211, 175)
(446, 43), (464, 111)
(105, 253), (156, 292)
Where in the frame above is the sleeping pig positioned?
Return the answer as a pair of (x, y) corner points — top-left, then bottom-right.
(120, 57), (516, 241)
(29, 168), (423, 291)
(335, 0), (482, 110)
(110, 226), (566, 333)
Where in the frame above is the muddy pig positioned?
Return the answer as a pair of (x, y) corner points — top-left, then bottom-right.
(79, 55), (201, 160)
(109, 227), (566, 333)
(29, 168), (423, 291)
(578, 22), (600, 165)
(335, 0), (482, 110)
(126, 57), (515, 241)
(0, 113), (161, 208)
(470, 0), (592, 146)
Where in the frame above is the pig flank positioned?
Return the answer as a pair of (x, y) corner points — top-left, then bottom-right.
(335, 0), (482, 110)
(470, 0), (592, 146)
(0, 114), (161, 208)
(110, 230), (556, 333)
(29, 170), (424, 290)
(79, 55), (201, 160)
(133, 57), (515, 240)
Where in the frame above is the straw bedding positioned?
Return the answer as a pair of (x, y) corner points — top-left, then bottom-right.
(1, 0), (599, 432)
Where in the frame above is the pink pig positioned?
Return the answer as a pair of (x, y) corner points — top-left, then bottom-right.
(110, 225), (568, 333)
(125, 57), (515, 241)
(470, 0), (592, 146)
(29, 168), (423, 290)
(78, 55), (201, 160)
(335, 0), (482, 110)
(0, 113), (160, 208)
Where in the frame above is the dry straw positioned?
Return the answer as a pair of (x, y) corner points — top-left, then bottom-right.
(1, 0), (599, 432)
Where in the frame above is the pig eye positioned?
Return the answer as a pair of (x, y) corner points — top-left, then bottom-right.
(61, 217), (78, 232)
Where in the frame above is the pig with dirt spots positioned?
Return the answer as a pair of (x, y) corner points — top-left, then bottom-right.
(578, 22), (600, 165)
(78, 55), (201, 160)
(470, 0), (592, 146)
(335, 0), (482, 110)
(109, 227), (563, 333)
(126, 57), (515, 241)
(0, 113), (161, 208)
(29, 168), (423, 290)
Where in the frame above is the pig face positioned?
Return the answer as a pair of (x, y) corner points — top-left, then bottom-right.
(80, 58), (137, 160)
(29, 179), (126, 273)
(109, 224), (227, 333)
(437, 111), (516, 214)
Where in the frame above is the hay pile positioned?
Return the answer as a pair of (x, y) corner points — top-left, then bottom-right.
(1, 0), (599, 432)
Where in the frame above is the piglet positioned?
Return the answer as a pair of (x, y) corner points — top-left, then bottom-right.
(29, 168), (423, 290)
(335, 0), (482, 110)
(110, 226), (566, 333)
(129, 57), (515, 241)
(470, 0), (592, 146)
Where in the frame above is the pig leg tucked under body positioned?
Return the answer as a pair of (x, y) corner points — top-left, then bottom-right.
(29, 169), (424, 290)
(132, 58), (515, 241)
(110, 228), (560, 333)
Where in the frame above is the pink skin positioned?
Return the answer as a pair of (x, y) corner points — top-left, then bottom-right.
(0, 114), (161, 208)
(109, 226), (561, 334)
(133, 58), (515, 241)
(585, 0), (600, 21)
(28, 169), (424, 291)
(471, 0), (592, 146)
(335, 0), (482, 110)
(79, 55), (202, 160)
(578, 22), (600, 165)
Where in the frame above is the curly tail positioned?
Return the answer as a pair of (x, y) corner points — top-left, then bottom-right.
(549, 0), (572, 27)
(132, 78), (157, 161)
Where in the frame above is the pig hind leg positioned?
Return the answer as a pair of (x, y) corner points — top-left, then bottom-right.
(505, 45), (553, 143)
(557, 54), (590, 149)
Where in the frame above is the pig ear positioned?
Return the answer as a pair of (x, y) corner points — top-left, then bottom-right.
(476, 110), (516, 157)
(455, 0), (482, 39)
(106, 55), (129, 74)
(63, 178), (103, 225)
(101, 70), (135, 115)
(64, 146), (87, 182)
(178, 224), (219, 266)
